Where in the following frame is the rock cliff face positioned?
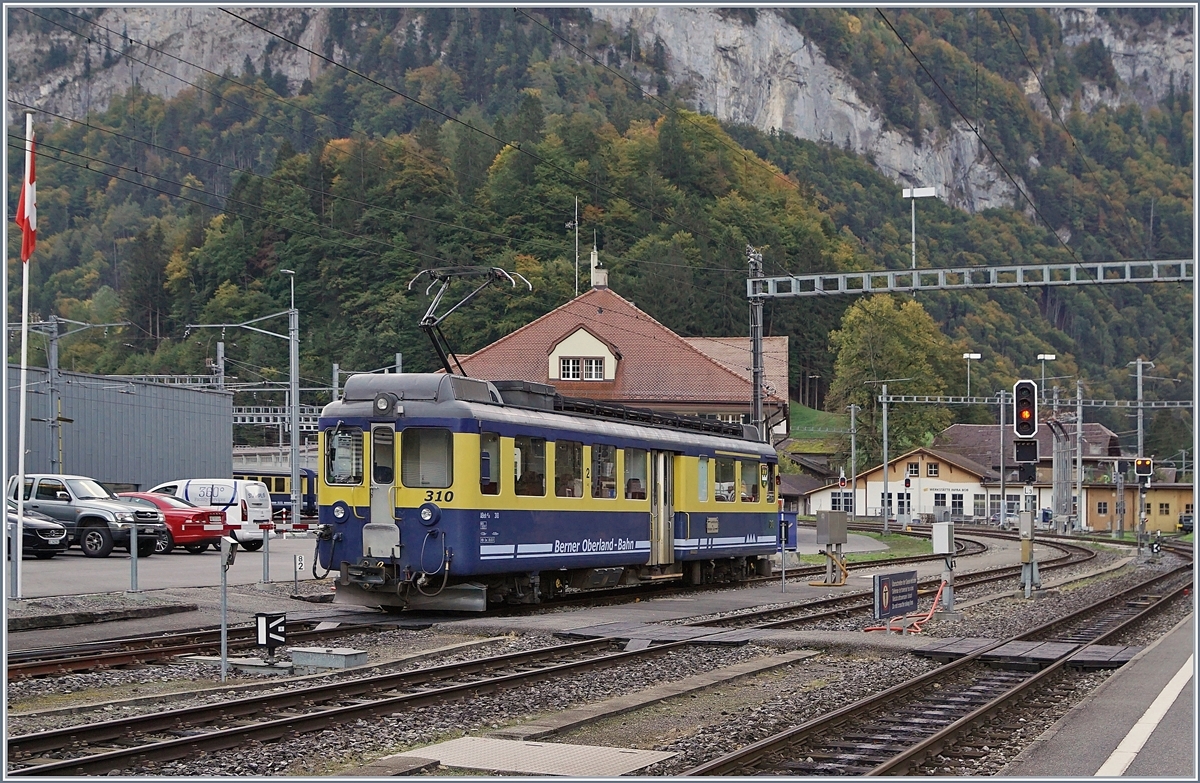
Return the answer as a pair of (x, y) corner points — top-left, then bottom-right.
(7, 7), (1191, 215)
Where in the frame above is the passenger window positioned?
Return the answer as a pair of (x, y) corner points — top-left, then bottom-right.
(715, 458), (735, 502)
(35, 480), (66, 501)
(480, 432), (500, 495)
(624, 449), (648, 500)
(401, 428), (452, 488)
(514, 436), (546, 496)
(555, 441), (583, 498)
(592, 444), (616, 499)
(275, 477), (287, 493)
(698, 457), (709, 502)
(326, 427), (364, 485)
(740, 462), (759, 502)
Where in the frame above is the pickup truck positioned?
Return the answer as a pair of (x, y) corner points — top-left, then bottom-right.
(7, 474), (166, 558)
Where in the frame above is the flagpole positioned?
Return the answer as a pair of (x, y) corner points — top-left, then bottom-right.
(14, 113), (35, 597)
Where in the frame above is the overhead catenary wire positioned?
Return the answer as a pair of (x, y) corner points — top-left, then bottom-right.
(875, 9), (1099, 285)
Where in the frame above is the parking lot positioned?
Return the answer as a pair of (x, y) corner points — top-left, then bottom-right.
(7, 535), (321, 599)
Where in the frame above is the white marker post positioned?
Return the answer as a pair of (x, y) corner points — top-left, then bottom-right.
(293, 553), (305, 595)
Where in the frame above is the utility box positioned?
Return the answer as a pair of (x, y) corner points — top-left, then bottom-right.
(932, 522), (955, 555)
(816, 510), (848, 545)
(1019, 511), (1035, 540)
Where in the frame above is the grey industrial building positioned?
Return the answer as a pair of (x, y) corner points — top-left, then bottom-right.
(6, 365), (232, 490)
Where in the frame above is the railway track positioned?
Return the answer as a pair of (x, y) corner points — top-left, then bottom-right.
(6, 636), (688, 776)
(684, 536), (1095, 630)
(7, 529), (988, 679)
(682, 566), (1192, 776)
(5, 620), (390, 680)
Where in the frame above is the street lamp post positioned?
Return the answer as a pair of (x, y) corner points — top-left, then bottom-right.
(847, 404), (860, 524)
(962, 353), (981, 397)
(1037, 353), (1056, 409)
(903, 187), (937, 277)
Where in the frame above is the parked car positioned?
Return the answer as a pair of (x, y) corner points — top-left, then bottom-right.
(989, 513), (1020, 530)
(117, 492), (229, 554)
(6, 474), (165, 558)
(1178, 513), (1193, 534)
(5, 499), (69, 559)
(148, 479), (273, 551)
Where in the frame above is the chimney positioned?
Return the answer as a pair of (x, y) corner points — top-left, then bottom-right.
(589, 239), (608, 289)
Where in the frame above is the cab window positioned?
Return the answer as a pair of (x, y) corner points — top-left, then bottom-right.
(514, 436), (546, 496)
(325, 427), (364, 485)
(765, 463), (776, 503)
(401, 428), (453, 488)
(698, 457), (709, 502)
(35, 479), (66, 501)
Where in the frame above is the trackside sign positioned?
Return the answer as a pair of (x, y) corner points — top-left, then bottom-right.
(873, 570), (918, 619)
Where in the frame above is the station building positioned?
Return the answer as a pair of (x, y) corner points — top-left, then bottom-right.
(451, 253), (790, 441)
(5, 364), (232, 491)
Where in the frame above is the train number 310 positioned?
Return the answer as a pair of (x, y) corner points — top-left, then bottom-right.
(424, 490), (454, 502)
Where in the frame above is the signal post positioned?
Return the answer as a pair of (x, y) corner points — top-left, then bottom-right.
(1013, 381), (1044, 598)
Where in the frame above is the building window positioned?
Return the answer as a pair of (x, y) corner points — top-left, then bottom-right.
(583, 358), (604, 380)
(907, 462), (919, 476)
(974, 494), (986, 518)
(927, 463), (940, 477)
(989, 494), (1001, 516)
(1097, 501), (1109, 515)
(1005, 494), (1019, 514)
(951, 494), (964, 516)
(560, 358), (581, 380)
(933, 493), (947, 508)
(832, 492), (854, 512)
(1187, 503), (1195, 514)
(1159, 503), (1170, 516)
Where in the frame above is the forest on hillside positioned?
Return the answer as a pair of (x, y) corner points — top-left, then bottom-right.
(5, 7), (1193, 459)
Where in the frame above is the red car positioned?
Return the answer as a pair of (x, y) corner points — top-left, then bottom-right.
(118, 492), (229, 554)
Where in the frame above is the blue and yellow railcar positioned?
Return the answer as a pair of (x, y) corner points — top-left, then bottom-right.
(316, 373), (778, 611)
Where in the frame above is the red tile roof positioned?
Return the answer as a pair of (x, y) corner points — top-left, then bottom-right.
(456, 287), (784, 405)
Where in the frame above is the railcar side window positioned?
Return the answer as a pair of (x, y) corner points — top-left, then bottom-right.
(514, 436), (546, 496)
(555, 441), (584, 498)
(624, 449), (648, 500)
(326, 428), (364, 485)
(480, 432), (500, 495)
(401, 428), (453, 488)
(715, 458), (735, 502)
(697, 457), (709, 502)
(592, 444), (616, 499)
(765, 463), (776, 503)
(741, 462), (759, 502)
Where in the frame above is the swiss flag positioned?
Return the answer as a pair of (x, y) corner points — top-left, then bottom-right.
(15, 131), (36, 262)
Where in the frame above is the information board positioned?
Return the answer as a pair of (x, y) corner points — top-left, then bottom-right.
(872, 570), (918, 619)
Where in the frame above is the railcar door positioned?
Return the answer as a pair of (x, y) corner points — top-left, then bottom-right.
(649, 451), (674, 566)
(365, 425), (400, 558)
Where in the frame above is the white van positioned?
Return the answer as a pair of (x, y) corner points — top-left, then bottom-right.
(149, 479), (273, 550)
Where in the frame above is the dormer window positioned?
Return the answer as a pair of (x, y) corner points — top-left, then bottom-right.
(561, 357), (604, 381)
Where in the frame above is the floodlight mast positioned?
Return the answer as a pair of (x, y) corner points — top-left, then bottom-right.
(408, 267), (531, 376)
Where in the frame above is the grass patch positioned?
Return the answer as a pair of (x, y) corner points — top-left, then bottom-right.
(794, 530), (932, 564)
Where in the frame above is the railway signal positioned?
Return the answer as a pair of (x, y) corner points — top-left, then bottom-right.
(1013, 380), (1038, 438)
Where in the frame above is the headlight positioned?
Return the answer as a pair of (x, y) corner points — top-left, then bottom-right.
(333, 505), (346, 519)
(157, 512), (165, 521)
(420, 507), (433, 522)
(116, 512), (135, 522)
